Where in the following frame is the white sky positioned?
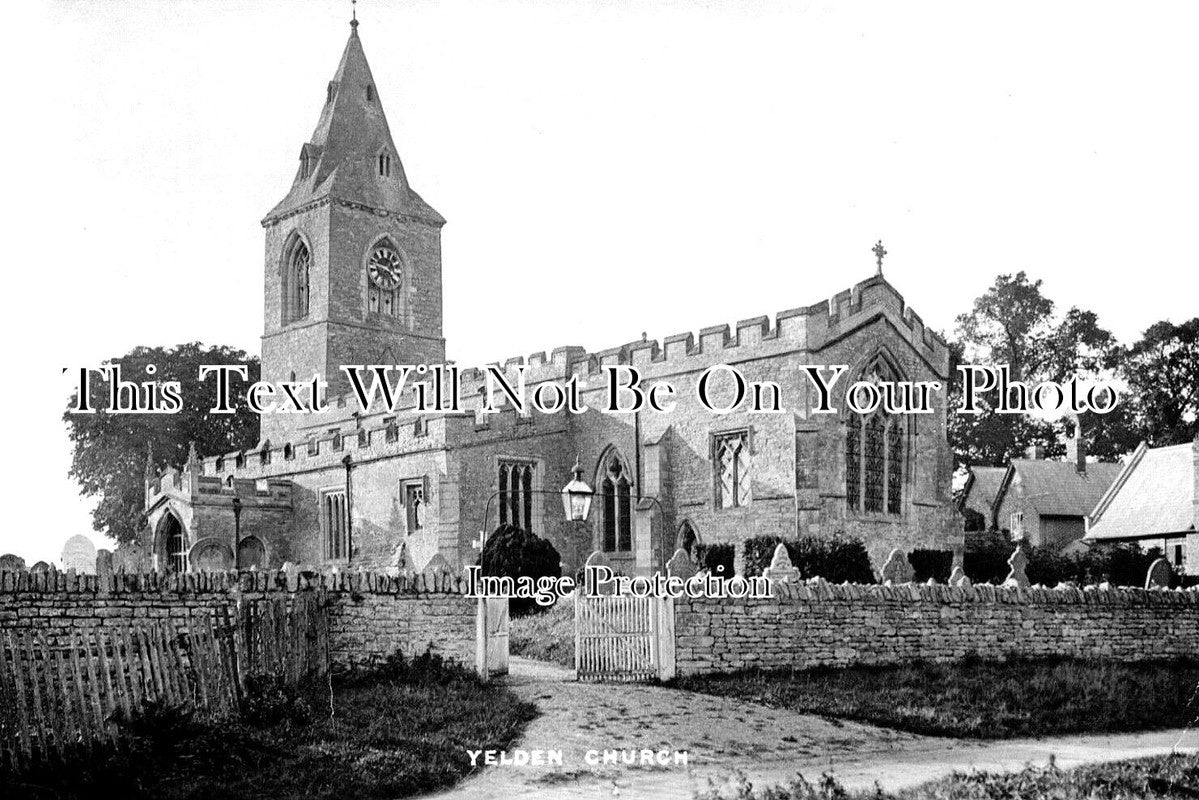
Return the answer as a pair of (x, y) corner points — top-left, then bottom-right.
(3, 0), (1197, 564)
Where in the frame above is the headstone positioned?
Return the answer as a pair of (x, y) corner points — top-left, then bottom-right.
(113, 543), (148, 573)
(666, 548), (698, 580)
(762, 543), (800, 583)
(95, 550), (114, 594)
(0, 553), (26, 573)
(1145, 557), (1171, 589)
(29, 561), (51, 573)
(1003, 547), (1030, 589)
(879, 548), (914, 584)
(948, 565), (972, 588)
(61, 535), (98, 574)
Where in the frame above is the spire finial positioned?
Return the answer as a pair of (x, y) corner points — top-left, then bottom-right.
(872, 240), (887, 276)
(350, 0), (358, 30)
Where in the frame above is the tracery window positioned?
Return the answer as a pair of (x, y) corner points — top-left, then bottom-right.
(599, 451), (633, 552)
(498, 460), (535, 533)
(321, 489), (349, 561)
(845, 359), (906, 515)
(714, 431), (751, 509)
(288, 240), (310, 321)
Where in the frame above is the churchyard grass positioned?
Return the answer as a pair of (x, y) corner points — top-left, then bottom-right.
(673, 656), (1199, 739)
(696, 753), (1199, 799)
(0, 649), (537, 800)
(510, 593), (576, 668)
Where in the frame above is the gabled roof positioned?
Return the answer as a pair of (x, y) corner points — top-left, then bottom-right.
(264, 24), (444, 226)
(995, 459), (1123, 519)
(960, 467), (1006, 516)
(1086, 442), (1197, 541)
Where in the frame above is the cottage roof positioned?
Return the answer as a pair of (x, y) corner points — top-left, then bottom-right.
(1086, 442), (1197, 541)
(960, 467), (1006, 516)
(996, 459), (1123, 519)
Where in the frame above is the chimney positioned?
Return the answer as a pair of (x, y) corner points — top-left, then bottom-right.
(1065, 418), (1087, 475)
(1025, 444), (1046, 460)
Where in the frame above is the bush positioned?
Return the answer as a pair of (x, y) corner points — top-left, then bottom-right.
(967, 532), (1164, 588)
(743, 535), (875, 583)
(909, 549), (954, 582)
(479, 523), (561, 616)
(693, 542), (735, 577)
(964, 528), (1015, 584)
(240, 674), (312, 726)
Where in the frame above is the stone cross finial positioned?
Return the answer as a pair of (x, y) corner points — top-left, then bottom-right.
(1004, 547), (1030, 588)
(1145, 557), (1171, 589)
(872, 240), (887, 276)
(879, 548), (914, 584)
(762, 543), (800, 583)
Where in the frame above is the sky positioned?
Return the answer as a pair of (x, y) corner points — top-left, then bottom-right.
(3, 0), (1197, 564)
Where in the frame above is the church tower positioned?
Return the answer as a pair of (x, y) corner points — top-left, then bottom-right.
(261, 18), (446, 406)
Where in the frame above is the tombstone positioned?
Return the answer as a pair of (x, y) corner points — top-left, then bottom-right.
(113, 542), (148, 573)
(762, 543), (800, 584)
(879, 548), (914, 584)
(666, 548), (698, 581)
(29, 561), (51, 574)
(95, 549), (114, 593)
(281, 561), (301, 591)
(948, 565), (972, 588)
(583, 550), (615, 595)
(61, 535), (98, 574)
(1145, 557), (1171, 589)
(0, 553), (26, 573)
(1003, 547), (1030, 589)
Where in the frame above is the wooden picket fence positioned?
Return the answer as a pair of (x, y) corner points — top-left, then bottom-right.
(0, 593), (328, 772)
(574, 594), (675, 682)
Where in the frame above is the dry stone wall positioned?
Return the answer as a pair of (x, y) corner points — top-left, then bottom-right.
(0, 568), (476, 669)
(674, 580), (1199, 676)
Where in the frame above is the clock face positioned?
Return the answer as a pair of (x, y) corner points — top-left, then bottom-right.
(368, 246), (402, 290)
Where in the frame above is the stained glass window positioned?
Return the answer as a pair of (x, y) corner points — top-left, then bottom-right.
(600, 454), (632, 552)
(715, 432), (751, 509)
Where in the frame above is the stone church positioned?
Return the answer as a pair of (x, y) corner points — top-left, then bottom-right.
(143, 19), (961, 578)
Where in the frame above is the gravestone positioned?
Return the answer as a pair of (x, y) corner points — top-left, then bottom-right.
(61, 535), (97, 574)
(1003, 547), (1030, 589)
(1145, 557), (1171, 589)
(95, 550), (113, 594)
(666, 548), (697, 580)
(879, 549), (914, 584)
(29, 561), (51, 573)
(0, 553), (26, 573)
(948, 565), (972, 588)
(762, 543), (800, 583)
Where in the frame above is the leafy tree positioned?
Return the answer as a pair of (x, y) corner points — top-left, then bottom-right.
(63, 343), (260, 544)
(949, 272), (1128, 467)
(1116, 318), (1199, 446)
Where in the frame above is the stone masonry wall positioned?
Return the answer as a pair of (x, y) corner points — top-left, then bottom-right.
(674, 581), (1199, 676)
(0, 569), (476, 670)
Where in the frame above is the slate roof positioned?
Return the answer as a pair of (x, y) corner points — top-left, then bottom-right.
(1086, 442), (1197, 541)
(1001, 459), (1123, 518)
(960, 467), (1006, 516)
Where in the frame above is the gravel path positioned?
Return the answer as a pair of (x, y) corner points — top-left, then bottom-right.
(425, 658), (1198, 800)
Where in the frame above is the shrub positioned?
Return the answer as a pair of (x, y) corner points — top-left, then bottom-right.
(240, 674), (312, 726)
(909, 549), (954, 582)
(480, 523), (562, 616)
(964, 528), (1015, 584)
(694, 542), (735, 577)
(743, 534), (875, 583)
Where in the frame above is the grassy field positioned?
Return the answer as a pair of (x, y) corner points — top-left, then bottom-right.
(2, 650), (537, 800)
(509, 595), (575, 668)
(697, 753), (1199, 799)
(673, 657), (1199, 739)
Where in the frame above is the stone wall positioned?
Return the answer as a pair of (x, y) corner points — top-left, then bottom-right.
(674, 580), (1199, 676)
(0, 569), (476, 669)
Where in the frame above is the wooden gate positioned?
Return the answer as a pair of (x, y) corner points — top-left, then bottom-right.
(475, 597), (509, 680)
(574, 595), (674, 682)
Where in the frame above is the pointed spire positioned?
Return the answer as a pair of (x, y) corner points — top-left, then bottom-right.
(351, 0), (358, 31)
(264, 16), (443, 227)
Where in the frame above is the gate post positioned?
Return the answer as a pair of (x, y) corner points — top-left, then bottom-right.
(656, 597), (676, 681)
(475, 596), (490, 682)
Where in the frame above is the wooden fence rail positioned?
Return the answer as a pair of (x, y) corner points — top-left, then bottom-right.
(0, 594), (328, 773)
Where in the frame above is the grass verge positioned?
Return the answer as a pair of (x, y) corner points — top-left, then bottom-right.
(3, 649), (537, 800)
(698, 753), (1199, 799)
(673, 656), (1199, 739)
(509, 594), (575, 668)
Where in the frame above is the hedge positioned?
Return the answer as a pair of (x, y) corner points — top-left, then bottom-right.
(743, 534), (876, 584)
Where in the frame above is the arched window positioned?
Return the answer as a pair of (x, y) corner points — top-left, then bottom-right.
(498, 460), (535, 532)
(845, 357), (906, 515)
(677, 521), (699, 557)
(366, 240), (402, 317)
(260, 441), (271, 466)
(286, 238), (310, 322)
(161, 515), (188, 574)
(377, 151), (390, 177)
(599, 451), (633, 552)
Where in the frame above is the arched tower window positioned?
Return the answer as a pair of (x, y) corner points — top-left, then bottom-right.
(845, 356), (907, 515)
(377, 151), (391, 177)
(366, 240), (402, 317)
(598, 450), (633, 553)
(284, 236), (311, 323)
(161, 515), (188, 574)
